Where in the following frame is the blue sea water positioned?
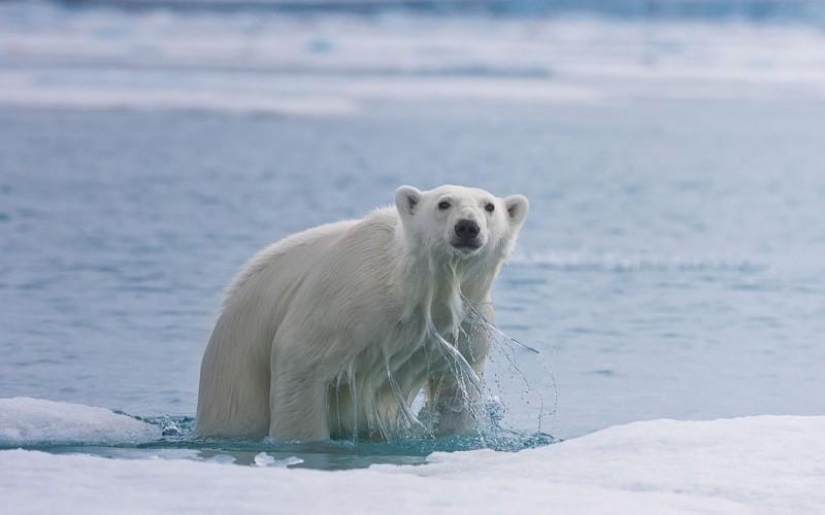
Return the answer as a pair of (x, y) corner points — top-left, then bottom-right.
(1, 2), (825, 468)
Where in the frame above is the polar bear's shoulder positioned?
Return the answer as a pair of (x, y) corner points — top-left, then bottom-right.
(224, 207), (398, 301)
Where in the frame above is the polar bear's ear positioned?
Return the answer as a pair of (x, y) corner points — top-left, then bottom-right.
(504, 195), (529, 226)
(395, 185), (423, 218)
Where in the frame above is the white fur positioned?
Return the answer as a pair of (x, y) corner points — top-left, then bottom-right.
(195, 185), (529, 441)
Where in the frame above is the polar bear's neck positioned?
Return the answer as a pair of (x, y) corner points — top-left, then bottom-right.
(392, 235), (497, 339)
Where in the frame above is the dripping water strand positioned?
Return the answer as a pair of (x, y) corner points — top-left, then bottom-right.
(461, 294), (541, 355)
(426, 318), (483, 396)
(424, 256), (483, 396)
(386, 361), (427, 434)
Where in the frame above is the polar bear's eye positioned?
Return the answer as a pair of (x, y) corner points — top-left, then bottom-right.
(485, 203), (495, 213)
(438, 201), (451, 210)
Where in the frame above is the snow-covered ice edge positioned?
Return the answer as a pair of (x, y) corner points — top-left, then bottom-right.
(1, 398), (823, 514)
(0, 397), (160, 446)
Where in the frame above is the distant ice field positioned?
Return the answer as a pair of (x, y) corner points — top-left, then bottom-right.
(3, 2), (825, 115)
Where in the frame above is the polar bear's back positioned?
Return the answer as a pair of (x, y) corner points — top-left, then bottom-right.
(226, 219), (355, 302)
(224, 207), (400, 335)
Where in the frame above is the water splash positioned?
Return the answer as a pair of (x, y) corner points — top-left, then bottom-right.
(459, 294), (558, 437)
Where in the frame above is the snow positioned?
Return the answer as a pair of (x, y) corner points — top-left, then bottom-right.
(0, 397), (160, 446)
(1, 400), (823, 514)
(417, 416), (825, 513)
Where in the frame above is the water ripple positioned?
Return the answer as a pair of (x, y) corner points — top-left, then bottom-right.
(510, 252), (764, 274)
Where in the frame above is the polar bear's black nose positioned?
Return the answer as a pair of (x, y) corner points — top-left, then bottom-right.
(454, 219), (480, 240)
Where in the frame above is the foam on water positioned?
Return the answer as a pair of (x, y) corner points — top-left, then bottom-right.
(510, 251), (764, 273)
(0, 80), (358, 116)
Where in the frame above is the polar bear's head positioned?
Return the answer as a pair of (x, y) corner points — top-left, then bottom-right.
(395, 185), (529, 262)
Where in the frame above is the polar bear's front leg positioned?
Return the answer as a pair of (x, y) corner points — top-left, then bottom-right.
(268, 349), (331, 442)
(427, 305), (493, 436)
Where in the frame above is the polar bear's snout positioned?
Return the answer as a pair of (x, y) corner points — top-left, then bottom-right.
(452, 219), (482, 251)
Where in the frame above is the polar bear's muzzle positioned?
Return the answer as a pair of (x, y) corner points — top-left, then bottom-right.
(451, 219), (483, 252)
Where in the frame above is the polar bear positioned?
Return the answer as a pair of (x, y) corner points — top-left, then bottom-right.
(195, 185), (528, 441)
